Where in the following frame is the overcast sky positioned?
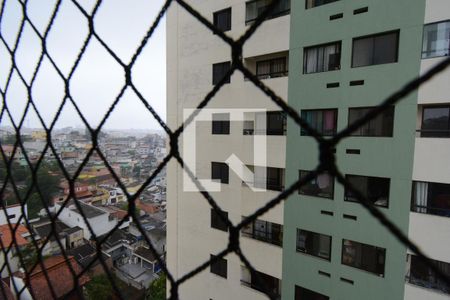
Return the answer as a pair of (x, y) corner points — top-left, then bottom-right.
(0, 0), (166, 131)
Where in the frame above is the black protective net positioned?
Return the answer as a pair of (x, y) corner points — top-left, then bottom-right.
(0, 0), (449, 299)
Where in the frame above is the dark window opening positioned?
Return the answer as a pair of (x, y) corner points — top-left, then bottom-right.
(213, 8), (232, 32)
(295, 285), (329, 300)
(242, 218), (283, 246)
(420, 106), (450, 137)
(306, 0), (339, 9)
(210, 255), (227, 278)
(348, 106), (394, 137)
(412, 181), (450, 217)
(301, 109), (337, 136)
(341, 239), (386, 276)
(344, 175), (390, 207)
(211, 209), (228, 232)
(352, 31), (399, 67)
(296, 229), (332, 260)
(212, 113), (230, 135)
(245, 0), (290, 25)
(304, 41), (341, 74)
(256, 57), (288, 79)
(299, 171), (334, 198)
(211, 162), (229, 184)
(241, 267), (281, 298)
(407, 254), (450, 294)
(212, 62), (231, 85)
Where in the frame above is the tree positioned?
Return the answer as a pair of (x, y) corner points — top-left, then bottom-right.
(85, 274), (114, 300)
(146, 274), (166, 300)
(13, 243), (39, 271)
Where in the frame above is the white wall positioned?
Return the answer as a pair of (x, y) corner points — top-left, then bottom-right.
(0, 205), (27, 225)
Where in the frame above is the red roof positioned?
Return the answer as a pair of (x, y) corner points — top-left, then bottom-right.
(27, 256), (90, 299)
(0, 224), (29, 249)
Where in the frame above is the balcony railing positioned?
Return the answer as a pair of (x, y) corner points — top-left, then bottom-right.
(416, 129), (450, 138)
(406, 275), (450, 295)
(411, 204), (450, 218)
(242, 228), (282, 247)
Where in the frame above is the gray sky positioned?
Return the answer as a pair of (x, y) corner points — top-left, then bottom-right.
(0, 0), (166, 131)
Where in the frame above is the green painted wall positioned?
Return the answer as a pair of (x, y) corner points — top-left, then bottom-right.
(282, 1), (425, 299)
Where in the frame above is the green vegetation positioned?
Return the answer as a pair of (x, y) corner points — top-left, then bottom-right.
(146, 274), (166, 300)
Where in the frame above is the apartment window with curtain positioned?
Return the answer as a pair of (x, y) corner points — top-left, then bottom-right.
(348, 106), (394, 137)
(301, 109), (337, 136)
(296, 229), (332, 260)
(212, 113), (230, 135)
(344, 175), (390, 207)
(211, 162), (229, 184)
(256, 57), (288, 79)
(212, 61), (231, 85)
(422, 20), (450, 59)
(352, 31), (399, 67)
(420, 106), (450, 137)
(299, 171), (334, 198)
(245, 0), (290, 25)
(341, 239), (386, 276)
(210, 255), (227, 278)
(412, 181), (450, 217)
(213, 8), (232, 32)
(305, 0), (339, 9)
(241, 266), (281, 298)
(295, 285), (329, 300)
(407, 254), (450, 295)
(211, 209), (229, 232)
(303, 41), (341, 73)
(242, 218), (283, 246)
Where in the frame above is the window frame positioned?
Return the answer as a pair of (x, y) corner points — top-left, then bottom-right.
(245, 0), (291, 25)
(212, 61), (231, 85)
(295, 285), (329, 300)
(212, 113), (230, 135)
(211, 162), (229, 184)
(296, 229), (332, 261)
(210, 254), (227, 278)
(303, 41), (342, 74)
(421, 19), (450, 59)
(341, 239), (386, 277)
(344, 174), (390, 208)
(211, 209), (229, 232)
(213, 7), (232, 33)
(298, 170), (335, 199)
(241, 217), (283, 247)
(351, 30), (400, 68)
(305, 0), (339, 10)
(420, 105), (450, 137)
(348, 106), (395, 137)
(255, 57), (288, 79)
(300, 108), (338, 136)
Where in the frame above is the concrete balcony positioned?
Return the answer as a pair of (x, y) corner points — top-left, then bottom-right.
(405, 282), (450, 300)
(241, 188), (283, 225)
(418, 57), (450, 105)
(240, 236), (283, 279)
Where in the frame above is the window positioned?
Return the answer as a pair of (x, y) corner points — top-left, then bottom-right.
(420, 106), (450, 137)
(341, 239), (386, 276)
(7, 214), (15, 219)
(256, 57), (288, 79)
(242, 218), (283, 246)
(301, 109), (337, 136)
(296, 229), (332, 260)
(348, 106), (394, 137)
(295, 285), (329, 300)
(407, 254), (450, 294)
(241, 266), (281, 297)
(213, 8), (232, 32)
(344, 175), (390, 207)
(422, 21), (450, 59)
(304, 41), (341, 74)
(212, 113), (230, 135)
(245, 0), (290, 25)
(210, 255), (227, 278)
(212, 62), (231, 85)
(352, 31), (399, 67)
(211, 162), (229, 184)
(412, 181), (450, 217)
(299, 171), (334, 198)
(249, 111), (286, 135)
(305, 0), (339, 9)
(211, 209), (228, 232)
(249, 166), (285, 191)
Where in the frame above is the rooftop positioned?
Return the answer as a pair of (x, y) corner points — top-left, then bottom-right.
(0, 224), (29, 249)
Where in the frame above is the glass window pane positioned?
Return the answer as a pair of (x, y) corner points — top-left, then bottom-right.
(352, 37), (374, 67)
(374, 32), (398, 64)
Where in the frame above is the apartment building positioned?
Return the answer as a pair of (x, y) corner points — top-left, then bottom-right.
(283, 1), (450, 300)
(167, 0), (290, 299)
(167, 0), (450, 299)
